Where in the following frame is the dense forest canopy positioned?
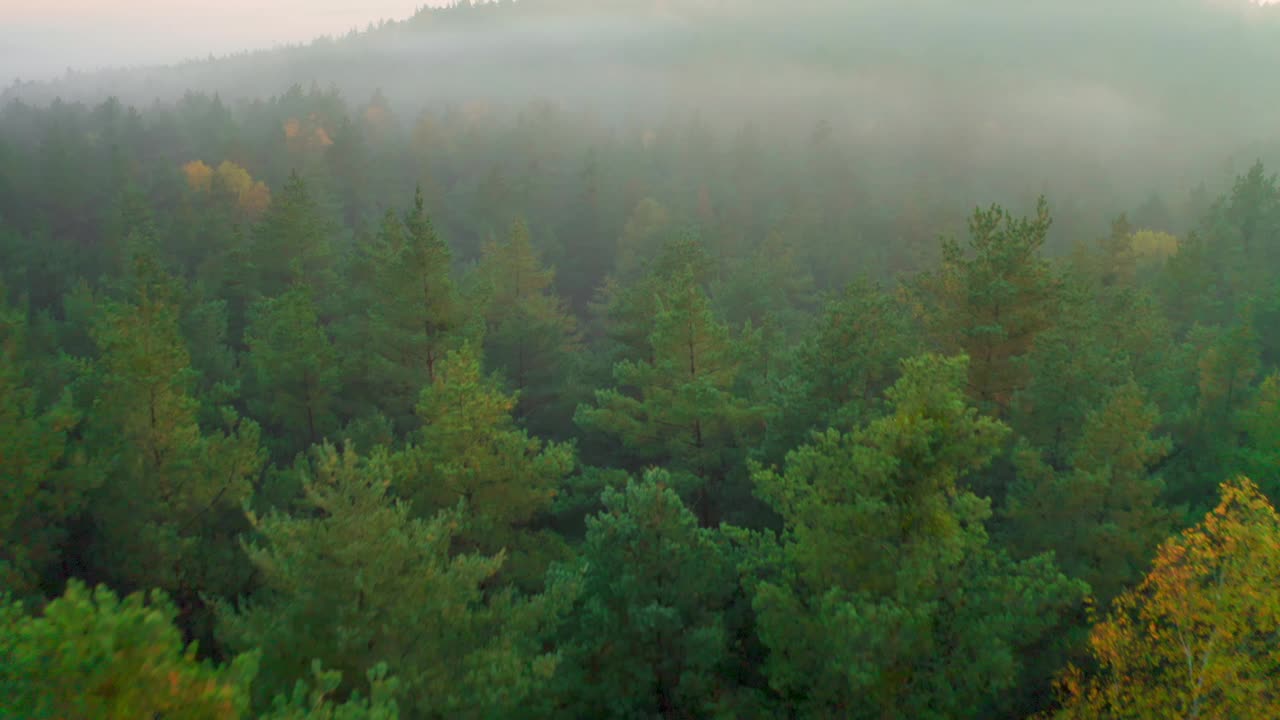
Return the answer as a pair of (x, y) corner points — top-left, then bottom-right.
(4, 0), (1280, 717)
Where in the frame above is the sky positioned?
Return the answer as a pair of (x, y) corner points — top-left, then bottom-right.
(1, 0), (435, 83)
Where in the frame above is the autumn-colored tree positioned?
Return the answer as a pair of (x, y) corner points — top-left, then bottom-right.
(1053, 477), (1280, 719)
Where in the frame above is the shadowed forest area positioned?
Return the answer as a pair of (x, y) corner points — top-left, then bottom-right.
(5, 0), (1280, 717)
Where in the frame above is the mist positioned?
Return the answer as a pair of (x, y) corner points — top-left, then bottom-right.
(7, 0), (1280, 223)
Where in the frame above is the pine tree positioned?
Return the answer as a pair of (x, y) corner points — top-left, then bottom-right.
(395, 346), (575, 588)
(0, 581), (258, 719)
(913, 199), (1061, 417)
(244, 284), (340, 460)
(471, 219), (579, 432)
(0, 294), (91, 596)
(1004, 381), (1174, 605)
(250, 171), (338, 300)
(85, 250), (264, 622)
(218, 443), (575, 718)
(750, 355), (1085, 718)
(766, 279), (920, 463)
(552, 470), (737, 718)
(577, 264), (761, 526)
(362, 187), (467, 431)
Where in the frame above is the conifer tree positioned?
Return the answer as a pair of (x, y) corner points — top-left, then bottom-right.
(552, 470), (736, 718)
(244, 284), (340, 460)
(913, 199), (1061, 417)
(219, 443), (575, 718)
(577, 264), (761, 526)
(472, 219), (579, 431)
(0, 581), (258, 719)
(1005, 381), (1174, 605)
(85, 250), (263, 620)
(362, 187), (467, 431)
(750, 355), (1085, 718)
(0, 294), (90, 596)
(250, 171), (337, 300)
(396, 346), (575, 588)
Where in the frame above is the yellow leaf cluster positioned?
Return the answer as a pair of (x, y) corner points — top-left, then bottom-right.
(182, 160), (213, 193)
(180, 159), (272, 219)
(1130, 229), (1179, 264)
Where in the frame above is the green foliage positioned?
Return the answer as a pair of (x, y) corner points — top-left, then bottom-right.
(750, 355), (1085, 718)
(0, 295), (90, 596)
(765, 279), (920, 462)
(219, 442), (576, 718)
(84, 251), (264, 609)
(357, 188), (468, 431)
(914, 199), (1061, 417)
(0, 580), (258, 719)
(577, 262), (762, 525)
(251, 171), (338, 299)
(396, 346), (576, 588)
(244, 284), (340, 459)
(1005, 381), (1175, 605)
(552, 470), (737, 718)
(259, 662), (400, 720)
(471, 219), (580, 433)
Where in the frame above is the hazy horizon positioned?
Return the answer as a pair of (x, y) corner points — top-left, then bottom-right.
(1, 1), (437, 83)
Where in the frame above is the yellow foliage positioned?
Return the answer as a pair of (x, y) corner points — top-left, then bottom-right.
(1054, 477), (1280, 718)
(1130, 229), (1179, 264)
(214, 161), (253, 199)
(182, 160), (213, 193)
(179, 159), (270, 218)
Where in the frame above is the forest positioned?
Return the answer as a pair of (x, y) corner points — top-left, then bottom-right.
(5, 0), (1280, 718)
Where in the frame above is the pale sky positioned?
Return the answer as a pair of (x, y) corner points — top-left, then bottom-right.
(1, 1), (435, 82)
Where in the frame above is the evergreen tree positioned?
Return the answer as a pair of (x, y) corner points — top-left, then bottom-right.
(0, 581), (258, 719)
(1004, 381), (1175, 605)
(85, 250), (264, 626)
(472, 219), (579, 433)
(0, 294), (91, 596)
(250, 171), (338, 300)
(244, 284), (340, 460)
(219, 443), (575, 718)
(396, 346), (575, 589)
(362, 187), (467, 431)
(552, 470), (737, 718)
(749, 355), (1085, 718)
(913, 199), (1061, 417)
(577, 264), (761, 526)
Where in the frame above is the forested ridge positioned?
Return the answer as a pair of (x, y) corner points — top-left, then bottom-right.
(5, 1), (1280, 718)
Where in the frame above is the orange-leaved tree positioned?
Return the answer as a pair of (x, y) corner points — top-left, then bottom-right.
(1053, 476), (1280, 719)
